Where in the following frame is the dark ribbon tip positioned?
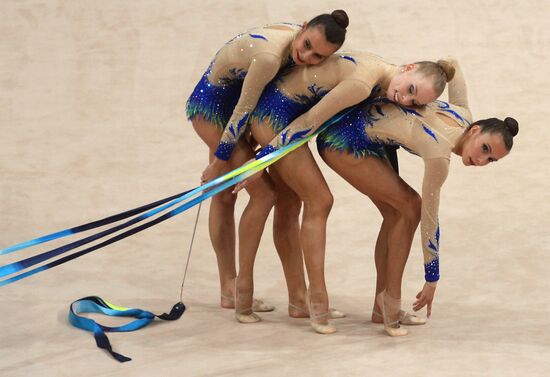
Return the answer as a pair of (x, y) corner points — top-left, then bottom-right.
(158, 302), (186, 321)
(114, 353), (132, 363)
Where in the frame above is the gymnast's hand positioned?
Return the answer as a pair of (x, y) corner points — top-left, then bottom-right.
(413, 282), (437, 318)
(201, 158), (228, 184)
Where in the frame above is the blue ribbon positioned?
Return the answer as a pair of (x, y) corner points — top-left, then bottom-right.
(1, 108), (354, 287)
(2, 107), (356, 363)
(0, 190), (192, 256)
(0, 173), (246, 286)
(69, 296), (185, 362)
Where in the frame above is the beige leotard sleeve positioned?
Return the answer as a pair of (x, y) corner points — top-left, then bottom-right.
(261, 52), (390, 151)
(411, 60), (471, 282)
(212, 26), (298, 160)
(361, 60), (471, 282)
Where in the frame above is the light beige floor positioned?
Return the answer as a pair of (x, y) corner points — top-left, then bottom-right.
(1, 1), (549, 376)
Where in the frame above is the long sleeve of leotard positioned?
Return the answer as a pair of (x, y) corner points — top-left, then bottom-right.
(448, 59), (469, 110)
(417, 60), (471, 283)
(256, 79), (373, 157)
(420, 157), (450, 282)
(213, 52), (282, 161)
(420, 60), (471, 283)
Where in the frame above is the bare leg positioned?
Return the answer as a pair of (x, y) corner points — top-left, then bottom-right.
(193, 116), (237, 307)
(251, 120), (335, 333)
(269, 168), (308, 317)
(320, 149), (421, 328)
(369, 200), (403, 322)
(371, 203), (390, 317)
(232, 144), (276, 321)
(192, 116), (276, 313)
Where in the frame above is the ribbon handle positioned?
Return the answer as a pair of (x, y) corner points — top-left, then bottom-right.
(69, 297), (186, 362)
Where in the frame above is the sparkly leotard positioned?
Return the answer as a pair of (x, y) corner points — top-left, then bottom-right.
(317, 62), (471, 282)
(250, 51), (395, 159)
(186, 24), (300, 160)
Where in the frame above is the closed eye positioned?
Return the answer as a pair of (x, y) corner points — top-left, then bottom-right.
(409, 85), (418, 105)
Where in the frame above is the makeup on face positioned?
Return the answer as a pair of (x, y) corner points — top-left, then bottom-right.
(387, 68), (438, 106)
(292, 26), (338, 66)
(461, 128), (509, 167)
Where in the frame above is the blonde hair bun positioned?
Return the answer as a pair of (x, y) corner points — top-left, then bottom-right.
(437, 59), (456, 82)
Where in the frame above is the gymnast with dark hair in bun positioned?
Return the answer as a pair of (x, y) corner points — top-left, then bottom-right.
(233, 49), (455, 334)
(185, 11), (349, 323)
(315, 58), (519, 336)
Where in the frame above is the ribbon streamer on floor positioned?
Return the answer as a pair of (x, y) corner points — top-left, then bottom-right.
(0, 108), (352, 361)
(69, 296), (185, 362)
(68, 202), (203, 362)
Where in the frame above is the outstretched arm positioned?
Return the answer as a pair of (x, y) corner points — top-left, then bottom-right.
(413, 157), (450, 317)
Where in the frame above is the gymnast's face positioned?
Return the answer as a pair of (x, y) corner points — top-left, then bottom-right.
(460, 126), (509, 166)
(387, 64), (438, 106)
(291, 23), (339, 66)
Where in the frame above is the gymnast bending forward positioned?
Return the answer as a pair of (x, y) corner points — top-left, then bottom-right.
(316, 58), (518, 336)
(235, 51), (454, 333)
(186, 11), (349, 322)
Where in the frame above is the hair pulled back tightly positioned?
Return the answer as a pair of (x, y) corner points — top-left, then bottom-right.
(307, 10), (349, 46)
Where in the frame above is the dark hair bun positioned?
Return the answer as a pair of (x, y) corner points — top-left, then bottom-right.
(331, 10), (349, 29)
(504, 117), (519, 137)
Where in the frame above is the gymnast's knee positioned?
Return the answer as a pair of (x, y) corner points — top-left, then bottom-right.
(305, 189), (333, 217)
(402, 191), (421, 225)
(212, 189), (238, 207)
(248, 184), (277, 210)
(275, 193), (302, 220)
